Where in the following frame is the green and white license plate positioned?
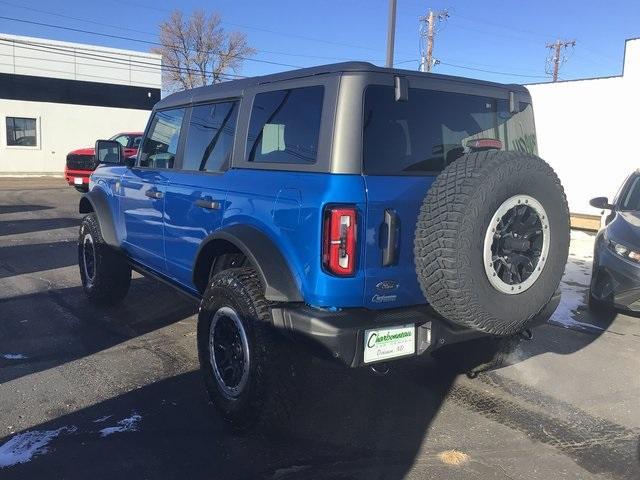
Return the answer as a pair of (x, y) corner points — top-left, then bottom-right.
(363, 324), (415, 364)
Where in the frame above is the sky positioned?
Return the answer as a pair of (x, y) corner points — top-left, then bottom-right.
(0, 0), (638, 85)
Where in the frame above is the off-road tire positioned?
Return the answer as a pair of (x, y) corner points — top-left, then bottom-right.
(78, 213), (131, 305)
(197, 267), (307, 431)
(414, 150), (570, 336)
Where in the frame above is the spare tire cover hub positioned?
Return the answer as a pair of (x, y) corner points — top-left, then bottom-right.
(483, 195), (550, 295)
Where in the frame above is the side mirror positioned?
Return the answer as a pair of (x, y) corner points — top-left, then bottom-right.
(95, 140), (123, 166)
(589, 196), (614, 210)
(124, 156), (136, 169)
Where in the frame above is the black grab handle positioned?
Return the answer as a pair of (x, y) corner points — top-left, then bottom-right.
(382, 209), (398, 267)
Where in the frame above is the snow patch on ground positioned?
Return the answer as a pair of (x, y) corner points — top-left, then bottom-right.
(2, 354), (27, 360)
(99, 413), (142, 437)
(0, 426), (75, 468)
(549, 230), (604, 332)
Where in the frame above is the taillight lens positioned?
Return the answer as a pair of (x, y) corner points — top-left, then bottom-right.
(322, 206), (357, 276)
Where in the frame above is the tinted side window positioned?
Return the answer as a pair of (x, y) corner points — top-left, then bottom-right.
(246, 86), (324, 165)
(182, 101), (238, 172)
(139, 108), (185, 169)
(363, 86), (537, 175)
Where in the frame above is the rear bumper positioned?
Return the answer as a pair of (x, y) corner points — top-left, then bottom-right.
(272, 290), (561, 368)
(271, 304), (486, 367)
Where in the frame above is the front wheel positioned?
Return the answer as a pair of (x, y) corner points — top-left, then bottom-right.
(78, 213), (131, 305)
(197, 267), (307, 430)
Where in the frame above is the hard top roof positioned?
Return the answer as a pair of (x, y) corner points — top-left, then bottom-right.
(156, 61), (529, 110)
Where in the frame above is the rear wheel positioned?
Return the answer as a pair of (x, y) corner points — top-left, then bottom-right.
(197, 267), (307, 430)
(414, 150), (570, 336)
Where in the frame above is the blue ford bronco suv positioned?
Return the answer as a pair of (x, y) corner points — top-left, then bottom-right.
(78, 63), (569, 428)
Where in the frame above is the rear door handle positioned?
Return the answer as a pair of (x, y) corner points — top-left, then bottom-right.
(382, 209), (398, 267)
(195, 198), (221, 210)
(145, 189), (163, 199)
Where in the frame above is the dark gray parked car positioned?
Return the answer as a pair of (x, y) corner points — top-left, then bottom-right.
(590, 170), (640, 311)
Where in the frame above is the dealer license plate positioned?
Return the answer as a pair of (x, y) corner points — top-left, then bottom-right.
(363, 324), (415, 364)
(73, 177), (83, 185)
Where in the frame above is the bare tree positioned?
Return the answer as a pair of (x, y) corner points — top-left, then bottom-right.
(152, 10), (255, 91)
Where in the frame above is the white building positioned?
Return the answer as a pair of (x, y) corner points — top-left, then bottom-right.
(527, 38), (640, 223)
(0, 33), (161, 175)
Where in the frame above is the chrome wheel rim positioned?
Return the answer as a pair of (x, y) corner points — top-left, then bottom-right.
(209, 306), (250, 399)
(82, 233), (96, 286)
(483, 195), (550, 294)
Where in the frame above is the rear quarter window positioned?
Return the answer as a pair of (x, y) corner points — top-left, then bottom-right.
(363, 85), (537, 176)
(246, 86), (324, 165)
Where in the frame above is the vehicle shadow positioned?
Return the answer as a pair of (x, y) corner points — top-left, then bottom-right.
(3, 343), (637, 480)
(0, 362), (462, 480)
(0, 277), (197, 384)
(0, 204), (54, 215)
(0, 218), (81, 237)
(0, 241), (80, 279)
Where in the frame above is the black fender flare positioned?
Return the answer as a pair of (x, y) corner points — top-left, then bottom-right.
(78, 189), (119, 248)
(193, 225), (303, 303)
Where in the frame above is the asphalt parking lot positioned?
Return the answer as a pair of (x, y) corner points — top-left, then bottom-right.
(0, 177), (639, 480)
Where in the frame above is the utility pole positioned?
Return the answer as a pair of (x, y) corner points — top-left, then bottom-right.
(386, 0), (397, 67)
(419, 9), (449, 72)
(546, 39), (576, 82)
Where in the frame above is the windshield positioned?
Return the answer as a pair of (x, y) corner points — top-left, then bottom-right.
(620, 175), (640, 211)
(363, 85), (537, 175)
(109, 134), (141, 148)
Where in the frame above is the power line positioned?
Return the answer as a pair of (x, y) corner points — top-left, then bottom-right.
(0, 37), (560, 86)
(435, 60), (549, 79)
(0, 0), (158, 38)
(110, 0), (384, 54)
(0, 37), (246, 78)
(0, 15), (304, 69)
(0, 38), (242, 82)
(0, 0), (375, 63)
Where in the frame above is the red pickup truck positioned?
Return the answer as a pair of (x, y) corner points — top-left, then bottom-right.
(65, 132), (143, 191)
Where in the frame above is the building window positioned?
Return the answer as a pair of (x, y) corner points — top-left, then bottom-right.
(6, 117), (38, 147)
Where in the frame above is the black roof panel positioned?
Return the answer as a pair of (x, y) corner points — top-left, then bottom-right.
(156, 61), (528, 109)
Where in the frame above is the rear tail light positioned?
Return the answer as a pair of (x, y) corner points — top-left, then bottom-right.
(322, 206), (357, 276)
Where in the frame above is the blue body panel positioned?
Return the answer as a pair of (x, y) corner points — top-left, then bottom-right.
(221, 169), (367, 307)
(162, 170), (228, 286)
(362, 175), (435, 309)
(119, 168), (167, 272)
(89, 164), (436, 310)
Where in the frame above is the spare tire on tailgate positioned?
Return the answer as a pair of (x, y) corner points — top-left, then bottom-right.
(414, 150), (569, 336)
